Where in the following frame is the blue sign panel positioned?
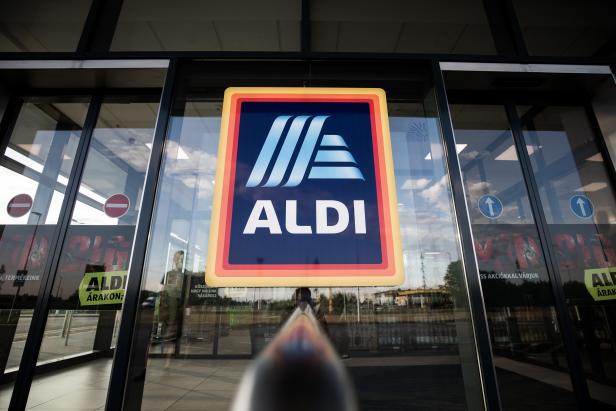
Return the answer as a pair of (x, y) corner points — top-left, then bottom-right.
(230, 101), (380, 264)
(570, 194), (594, 219)
(478, 195), (503, 219)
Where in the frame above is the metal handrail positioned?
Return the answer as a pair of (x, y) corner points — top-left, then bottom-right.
(231, 302), (358, 411)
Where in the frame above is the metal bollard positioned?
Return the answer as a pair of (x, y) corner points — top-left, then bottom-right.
(231, 302), (357, 411)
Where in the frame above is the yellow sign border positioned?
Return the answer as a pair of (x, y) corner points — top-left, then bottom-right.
(206, 87), (403, 287)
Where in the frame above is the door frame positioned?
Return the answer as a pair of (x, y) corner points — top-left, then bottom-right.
(7, 93), (103, 410)
(437, 61), (616, 410)
(0, 86), (166, 410)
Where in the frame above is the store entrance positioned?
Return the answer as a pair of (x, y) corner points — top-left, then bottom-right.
(449, 101), (616, 410)
(0, 94), (160, 409)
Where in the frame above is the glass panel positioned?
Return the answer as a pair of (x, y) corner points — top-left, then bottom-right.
(0, 0), (92, 52)
(129, 65), (484, 410)
(451, 104), (578, 410)
(0, 98), (89, 408)
(592, 79), (616, 172)
(512, 0), (616, 57)
(311, 0), (495, 54)
(25, 97), (159, 409)
(111, 0), (301, 51)
(518, 105), (616, 408)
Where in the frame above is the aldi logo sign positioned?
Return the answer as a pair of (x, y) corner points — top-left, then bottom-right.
(206, 88), (403, 287)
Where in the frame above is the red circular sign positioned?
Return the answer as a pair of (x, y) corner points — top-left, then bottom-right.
(104, 194), (130, 218)
(7, 194), (33, 218)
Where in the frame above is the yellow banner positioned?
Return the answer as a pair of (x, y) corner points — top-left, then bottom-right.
(584, 267), (616, 301)
(78, 271), (127, 306)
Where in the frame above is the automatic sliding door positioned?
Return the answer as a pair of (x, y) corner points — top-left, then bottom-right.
(450, 104), (578, 410)
(516, 105), (616, 407)
(0, 97), (90, 406)
(18, 96), (160, 409)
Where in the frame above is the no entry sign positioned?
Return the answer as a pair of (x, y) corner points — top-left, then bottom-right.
(104, 194), (130, 218)
(7, 194), (33, 218)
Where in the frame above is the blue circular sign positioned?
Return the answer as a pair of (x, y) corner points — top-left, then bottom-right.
(478, 195), (503, 219)
(569, 194), (594, 219)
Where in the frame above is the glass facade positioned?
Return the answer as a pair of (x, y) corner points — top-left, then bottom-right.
(0, 98), (90, 404)
(0, 1), (615, 411)
(123, 62), (483, 410)
(517, 105), (616, 404)
(451, 104), (576, 410)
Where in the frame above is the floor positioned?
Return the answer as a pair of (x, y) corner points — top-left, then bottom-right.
(0, 355), (615, 410)
(0, 358), (247, 411)
(0, 359), (113, 410)
(140, 358), (249, 411)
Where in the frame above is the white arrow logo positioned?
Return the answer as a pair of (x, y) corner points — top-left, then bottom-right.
(485, 197), (495, 217)
(576, 197), (587, 217)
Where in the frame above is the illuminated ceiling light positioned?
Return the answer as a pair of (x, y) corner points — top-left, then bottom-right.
(425, 144), (465, 159)
(146, 142), (189, 159)
(576, 182), (608, 192)
(6, 147), (43, 172)
(170, 232), (188, 243)
(586, 153), (603, 162)
(495, 145), (541, 161)
(176, 147), (189, 160)
(526, 145), (541, 155)
(17, 143), (42, 156)
(6, 148), (107, 206)
(495, 145), (517, 161)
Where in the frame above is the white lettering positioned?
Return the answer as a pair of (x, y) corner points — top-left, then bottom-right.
(285, 200), (312, 234)
(353, 200), (366, 234)
(316, 200), (349, 234)
(243, 200), (282, 234)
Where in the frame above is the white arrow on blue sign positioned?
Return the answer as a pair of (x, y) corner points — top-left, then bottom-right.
(569, 194), (594, 219)
(478, 195), (503, 219)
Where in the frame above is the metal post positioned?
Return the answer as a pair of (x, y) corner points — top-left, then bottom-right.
(432, 61), (502, 411)
(505, 103), (592, 409)
(105, 58), (177, 411)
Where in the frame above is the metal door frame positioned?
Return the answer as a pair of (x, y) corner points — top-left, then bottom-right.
(436, 61), (616, 410)
(0, 59), (170, 411)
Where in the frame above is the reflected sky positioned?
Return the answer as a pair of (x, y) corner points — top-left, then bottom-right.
(143, 102), (466, 294)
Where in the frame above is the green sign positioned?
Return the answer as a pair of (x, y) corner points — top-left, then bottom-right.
(584, 267), (616, 301)
(78, 271), (127, 306)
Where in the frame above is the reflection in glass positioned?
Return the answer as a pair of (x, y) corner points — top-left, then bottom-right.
(24, 98), (159, 409)
(129, 78), (484, 410)
(451, 104), (578, 410)
(0, 98), (89, 407)
(518, 105), (616, 407)
(592, 79), (616, 172)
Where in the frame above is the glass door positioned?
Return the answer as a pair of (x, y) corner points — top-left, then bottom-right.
(450, 102), (616, 410)
(514, 105), (616, 408)
(0, 97), (90, 408)
(0, 94), (160, 409)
